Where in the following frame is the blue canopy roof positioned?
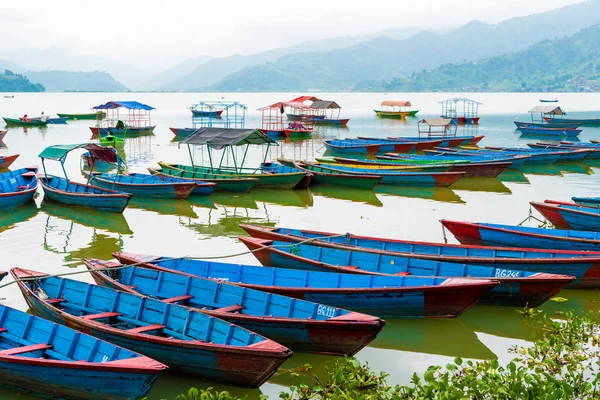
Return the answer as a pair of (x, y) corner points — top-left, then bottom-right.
(92, 101), (155, 111)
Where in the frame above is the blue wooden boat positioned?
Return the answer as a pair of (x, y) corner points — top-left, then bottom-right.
(311, 162), (464, 187)
(531, 200), (600, 231)
(544, 116), (600, 126)
(39, 143), (132, 213)
(241, 224), (600, 290)
(572, 196), (600, 206)
(113, 252), (498, 318)
(384, 152), (530, 169)
(0, 154), (19, 169)
(324, 138), (442, 155)
(514, 121), (580, 129)
(191, 109), (223, 118)
(441, 219), (600, 254)
(239, 237), (574, 307)
(484, 146), (590, 162)
(0, 302), (166, 400)
(88, 172), (213, 199)
(169, 127), (196, 138)
(12, 268), (291, 388)
(386, 135), (484, 148)
(32, 117), (68, 124)
(0, 167), (38, 210)
(517, 126), (582, 137)
(85, 259), (384, 355)
(527, 142), (600, 159)
(81, 151), (117, 172)
(433, 147), (561, 165)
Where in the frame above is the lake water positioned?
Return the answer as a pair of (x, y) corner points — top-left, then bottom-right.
(1, 92), (600, 399)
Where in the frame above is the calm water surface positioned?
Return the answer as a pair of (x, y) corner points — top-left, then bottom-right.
(1, 92), (600, 399)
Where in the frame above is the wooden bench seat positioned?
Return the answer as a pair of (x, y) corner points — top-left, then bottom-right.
(162, 295), (193, 304)
(126, 324), (166, 334)
(213, 304), (245, 313)
(80, 312), (122, 321)
(20, 171), (36, 177)
(46, 298), (65, 305)
(0, 343), (53, 356)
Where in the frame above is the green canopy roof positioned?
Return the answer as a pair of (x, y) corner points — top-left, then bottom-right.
(39, 143), (120, 163)
(181, 128), (277, 150)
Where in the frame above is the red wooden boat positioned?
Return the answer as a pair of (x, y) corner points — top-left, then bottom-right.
(0, 130), (7, 141)
(0, 154), (19, 169)
(531, 200), (600, 231)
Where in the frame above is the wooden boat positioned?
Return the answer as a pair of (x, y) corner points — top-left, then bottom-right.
(90, 126), (156, 137)
(0, 302), (166, 400)
(531, 200), (600, 231)
(386, 135), (484, 148)
(323, 140), (382, 155)
(158, 161), (307, 190)
(528, 142), (600, 159)
(0, 130), (7, 141)
(518, 126), (582, 137)
(149, 166), (257, 193)
(0, 271), (6, 282)
(191, 109), (223, 117)
(2, 117), (48, 127)
(12, 268), (292, 388)
(33, 117), (68, 124)
(324, 138), (441, 155)
(513, 121), (580, 129)
(85, 259), (384, 356)
(239, 237), (574, 307)
(0, 154), (19, 169)
(278, 159), (381, 189)
(312, 162), (464, 187)
(540, 98), (558, 103)
(169, 127), (196, 138)
(483, 146), (590, 163)
(435, 147), (560, 165)
(87, 172), (210, 199)
(57, 112), (106, 120)
(241, 224), (600, 289)
(40, 176), (131, 213)
(544, 116), (600, 126)
(355, 137), (442, 152)
(283, 127), (313, 138)
(373, 101), (418, 118)
(112, 252), (497, 318)
(572, 196), (600, 206)
(441, 219), (600, 252)
(0, 167), (38, 210)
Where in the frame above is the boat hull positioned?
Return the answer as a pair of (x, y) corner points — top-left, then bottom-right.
(57, 112), (106, 120)
(90, 175), (200, 199)
(3, 117), (47, 127)
(0, 167), (38, 210)
(0, 154), (19, 169)
(531, 201), (600, 231)
(153, 165), (257, 193)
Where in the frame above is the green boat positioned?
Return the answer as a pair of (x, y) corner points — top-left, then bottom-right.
(278, 158), (381, 189)
(56, 112), (106, 120)
(160, 162), (306, 189)
(150, 165), (257, 193)
(3, 117), (48, 127)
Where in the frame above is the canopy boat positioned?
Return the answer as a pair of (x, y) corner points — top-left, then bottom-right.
(239, 237), (574, 307)
(57, 112), (106, 120)
(89, 101), (156, 137)
(0, 154), (19, 169)
(86, 260), (384, 356)
(241, 224), (600, 289)
(441, 219), (600, 253)
(439, 98), (481, 124)
(38, 143), (132, 213)
(0, 303), (165, 400)
(169, 127), (196, 138)
(389, 118), (483, 147)
(513, 121), (580, 129)
(149, 166), (257, 193)
(374, 101), (418, 118)
(112, 252), (498, 318)
(287, 96), (350, 126)
(310, 162), (464, 187)
(12, 268), (291, 388)
(528, 105), (600, 126)
(0, 167), (38, 210)
(278, 159), (381, 189)
(3, 117), (48, 127)
(168, 128), (308, 189)
(87, 172), (211, 199)
(518, 126), (581, 137)
(483, 146), (590, 162)
(531, 200), (600, 231)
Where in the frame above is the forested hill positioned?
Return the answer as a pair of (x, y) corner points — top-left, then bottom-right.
(0, 70), (45, 92)
(372, 25), (600, 92)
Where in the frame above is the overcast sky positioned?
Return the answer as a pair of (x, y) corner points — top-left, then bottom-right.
(0, 0), (586, 72)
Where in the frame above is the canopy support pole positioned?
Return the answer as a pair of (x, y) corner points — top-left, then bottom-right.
(240, 144), (250, 172)
(187, 144), (196, 168)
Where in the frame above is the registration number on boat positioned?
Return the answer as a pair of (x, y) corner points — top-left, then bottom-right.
(495, 269), (521, 278)
(317, 304), (336, 318)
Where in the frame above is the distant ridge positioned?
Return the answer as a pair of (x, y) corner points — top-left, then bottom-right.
(24, 71), (128, 92)
(0, 70), (44, 92)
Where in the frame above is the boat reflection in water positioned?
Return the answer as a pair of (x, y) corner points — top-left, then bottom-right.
(450, 177), (511, 194)
(128, 197), (199, 219)
(184, 206), (276, 239)
(0, 202), (39, 234)
(557, 162), (594, 175)
(146, 373), (266, 400)
(519, 164), (563, 176)
(375, 185), (464, 204)
(250, 188), (314, 208)
(41, 201), (132, 235)
(310, 186), (383, 207)
(497, 169), (530, 184)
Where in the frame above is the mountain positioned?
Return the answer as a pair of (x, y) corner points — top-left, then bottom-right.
(0, 70), (44, 92)
(141, 55), (212, 90)
(210, 0), (600, 91)
(154, 28), (426, 91)
(375, 25), (600, 92)
(0, 60), (24, 74)
(24, 71), (128, 92)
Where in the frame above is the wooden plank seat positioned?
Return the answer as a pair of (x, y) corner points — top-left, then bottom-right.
(126, 324), (166, 334)
(46, 298), (65, 305)
(0, 343), (53, 356)
(80, 312), (122, 321)
(212, 304), (245, 313)
(20, 171), (36, 177)
(162, 295), (193, 304)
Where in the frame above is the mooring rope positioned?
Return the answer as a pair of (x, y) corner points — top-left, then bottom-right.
(517, 205), (550, 228)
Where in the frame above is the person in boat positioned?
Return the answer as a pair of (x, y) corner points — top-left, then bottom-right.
(39, 111), (48, 122)
(288, 122), (306, 130)
(115, 120), (125, 129)
(21, 114), (31, 122)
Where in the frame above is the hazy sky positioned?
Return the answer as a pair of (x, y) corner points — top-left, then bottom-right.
(0, 0), (586, 72)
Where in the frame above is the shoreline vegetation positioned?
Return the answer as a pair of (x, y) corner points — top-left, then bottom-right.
(162, 310), (600, 400)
